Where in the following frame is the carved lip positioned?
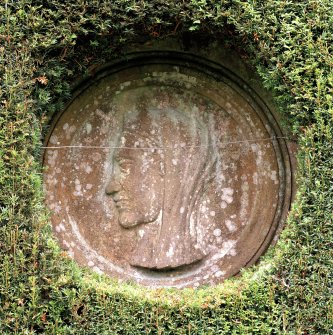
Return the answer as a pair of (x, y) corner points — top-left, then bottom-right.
(112, 193), (130, 208)
(114, 200), (129, 208)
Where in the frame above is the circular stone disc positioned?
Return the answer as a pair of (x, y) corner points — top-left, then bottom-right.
(43, 52), (292, 288)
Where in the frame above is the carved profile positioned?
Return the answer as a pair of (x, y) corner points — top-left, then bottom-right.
(43, 56), (290, 287)
(106, 106), (219, 270)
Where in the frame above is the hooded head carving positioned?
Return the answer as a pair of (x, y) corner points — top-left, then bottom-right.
(106, 90), (219, 270)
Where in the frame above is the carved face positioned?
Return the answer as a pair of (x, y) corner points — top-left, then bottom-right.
(106, 145), (164, 228)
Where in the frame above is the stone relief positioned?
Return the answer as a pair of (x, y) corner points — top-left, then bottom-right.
(43, 54), (292, 287)
(106, 105), (220, 270)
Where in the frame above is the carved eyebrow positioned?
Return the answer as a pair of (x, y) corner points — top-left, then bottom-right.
(114, 150), (134, 164)
(117, 157), (134, 165)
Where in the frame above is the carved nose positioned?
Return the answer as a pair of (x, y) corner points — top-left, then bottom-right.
(105, 180), (121, 195)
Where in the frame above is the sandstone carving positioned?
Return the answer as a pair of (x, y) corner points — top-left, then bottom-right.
(43, 52), (292, 287)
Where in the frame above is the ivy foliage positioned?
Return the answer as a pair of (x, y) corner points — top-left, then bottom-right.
(1, 0), (333, 334)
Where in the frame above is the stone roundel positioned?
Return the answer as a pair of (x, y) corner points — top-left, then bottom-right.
(43, 51), (292, 288)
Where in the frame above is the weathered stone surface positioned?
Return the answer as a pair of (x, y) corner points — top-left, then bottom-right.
(43, 51), (292, 287)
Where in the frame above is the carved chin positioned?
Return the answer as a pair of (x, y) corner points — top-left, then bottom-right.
(118, 211), (140, 228)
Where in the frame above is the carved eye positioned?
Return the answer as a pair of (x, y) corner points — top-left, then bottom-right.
(117, 158), (133, 174)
